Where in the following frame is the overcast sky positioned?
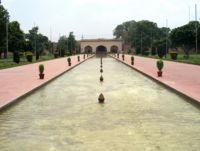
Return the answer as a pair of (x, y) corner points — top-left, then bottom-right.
(2, 0), (200, 41)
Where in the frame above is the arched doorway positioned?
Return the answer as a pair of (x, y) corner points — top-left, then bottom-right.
(110, 45), (119, 53)
(96, 45), (107, 57)
(84, 46), (93, 54)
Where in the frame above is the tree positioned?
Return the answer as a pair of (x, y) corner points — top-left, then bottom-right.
(113, 24), (124, 39)
(170, 21), (200, 56)
(113, 20), (170, 54)
(0, 5), (9, 58)
(8, 21), (25, 53)
(26, 26), (38, 58)
(57, 36), (68, 57)
(26, 26), (50, 60)
(67, 32), (76, 55)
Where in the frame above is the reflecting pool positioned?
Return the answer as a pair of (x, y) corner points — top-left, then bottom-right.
(0, 58), (200, 151)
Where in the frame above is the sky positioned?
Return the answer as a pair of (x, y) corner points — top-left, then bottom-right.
(2, 0), (200, 41)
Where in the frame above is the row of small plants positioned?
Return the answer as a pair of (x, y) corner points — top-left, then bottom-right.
(13, 51), (34, 64)
(113, 53), (164, 77)
(38, 54), (89, 79)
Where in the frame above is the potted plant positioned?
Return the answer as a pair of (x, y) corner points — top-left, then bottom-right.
(122, 53), (125, 61)
(67, 57), (71, 66)
(131, 56), (134, 65)
(156, 59), (164, 77)
(77, 56), (80, 62)
(39, 64), (45, 79)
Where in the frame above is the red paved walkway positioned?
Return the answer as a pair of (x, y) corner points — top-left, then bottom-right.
(111, 54), (200, 103)
(0, 55), (94, 109)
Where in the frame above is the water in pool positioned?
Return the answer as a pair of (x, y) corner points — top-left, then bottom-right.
(0, 57), (200, 151)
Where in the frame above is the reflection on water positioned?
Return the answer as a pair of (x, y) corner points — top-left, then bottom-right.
(0, 58), (200, 151)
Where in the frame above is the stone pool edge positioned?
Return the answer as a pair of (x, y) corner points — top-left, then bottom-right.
(0, 55), (95, 112)
(110, 55), (200, 106)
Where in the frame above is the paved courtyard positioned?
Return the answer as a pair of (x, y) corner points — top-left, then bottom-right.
(112, 54), (200, 103)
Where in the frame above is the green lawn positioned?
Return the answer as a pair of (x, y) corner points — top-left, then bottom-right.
(135, 54), (200, 65)
(0, 55), (54, 69)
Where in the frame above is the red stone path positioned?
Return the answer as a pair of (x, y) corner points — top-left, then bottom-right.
(0, 55), (94, 110)
(111, 54), (200, 103)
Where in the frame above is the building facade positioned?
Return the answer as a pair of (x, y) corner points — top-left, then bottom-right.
(80, 39), (123, 54)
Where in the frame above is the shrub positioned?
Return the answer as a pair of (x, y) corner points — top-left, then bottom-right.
(39, 64), (44, 74)
(157, 60), (164, 71)
(170, 52), (178, 60)
(13, 51), (20, 64)
(54, 52), (59, 58)
(67, 57), (71, 63)
(26, 51), (33, 62)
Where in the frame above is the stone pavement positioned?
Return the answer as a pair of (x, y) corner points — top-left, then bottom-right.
(111, 54), (200, 103)
(0, 55), (94, 110)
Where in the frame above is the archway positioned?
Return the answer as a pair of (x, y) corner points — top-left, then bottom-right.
(84, 46), (93, 54)
(110, 45), (119, 53)
(96, 45), (107, 57)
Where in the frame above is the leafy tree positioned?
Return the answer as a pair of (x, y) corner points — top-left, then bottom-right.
(0, 5), (9, 58)
(26, 26), (38, 58)
(26, 26), (50, 60)
(8, 21), (25, 53)
(57, 36), (68, 57)
(153, 39), (168, 58)
(113, 24), (124, 39)
(170, 21), (200, 56)
(113, 20), (170, 54)
(67, 32), (76, 55)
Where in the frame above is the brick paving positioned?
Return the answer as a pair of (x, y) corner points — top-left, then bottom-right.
(111, 54), (200, 103)
(0, 55), (94, 109)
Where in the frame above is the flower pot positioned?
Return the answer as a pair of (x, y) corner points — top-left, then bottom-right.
(68, 62), (71, 66)
(39, 73), (45, 79)
(131, 61), (134, 65)
(157, 71), (162, 77)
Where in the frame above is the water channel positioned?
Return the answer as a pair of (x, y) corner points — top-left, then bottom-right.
(0, 57), (199, 151)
